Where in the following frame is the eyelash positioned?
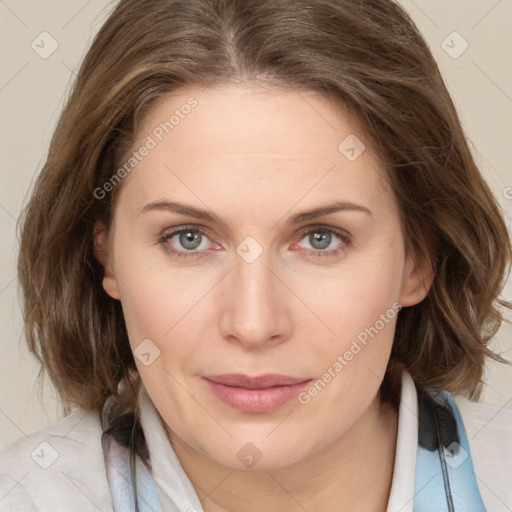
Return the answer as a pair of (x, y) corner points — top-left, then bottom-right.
(158, 224), (352, 260)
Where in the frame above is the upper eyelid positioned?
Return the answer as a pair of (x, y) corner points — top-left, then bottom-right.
(163, 223), (348, 235)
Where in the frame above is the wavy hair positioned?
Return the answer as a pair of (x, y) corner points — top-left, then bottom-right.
(17, 0), (511, 425)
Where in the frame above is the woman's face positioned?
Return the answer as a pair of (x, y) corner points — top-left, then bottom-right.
(97, 84), (431, 470)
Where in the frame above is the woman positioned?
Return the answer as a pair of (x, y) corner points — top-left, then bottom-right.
(1, 0), (511, 510)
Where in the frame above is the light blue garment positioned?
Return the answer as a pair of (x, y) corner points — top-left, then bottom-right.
(413, 387), (486, 511)
(101, 398), (163, 512)
(101, 383), (485, 512)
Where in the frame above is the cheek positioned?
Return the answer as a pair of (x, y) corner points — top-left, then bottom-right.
(294, 236), (404, 398)
(301, 237), (404, 343)
(115, 266), (202, 405)
(111, 223), (199, 336)
(118, 275), (204, 367)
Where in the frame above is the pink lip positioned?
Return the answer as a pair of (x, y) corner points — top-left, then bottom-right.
(203, 374), (312, 413)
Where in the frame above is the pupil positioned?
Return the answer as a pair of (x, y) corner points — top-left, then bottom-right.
(312, 231), (330, 250)
(181, 230), (200, 249)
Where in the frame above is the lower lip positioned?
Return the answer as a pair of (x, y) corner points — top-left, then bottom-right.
(203, 379), (311, 413)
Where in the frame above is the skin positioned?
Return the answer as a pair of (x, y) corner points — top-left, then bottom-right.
(94, 83), (434, 512)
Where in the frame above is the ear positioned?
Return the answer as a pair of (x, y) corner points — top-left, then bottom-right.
(399, 248), (436, 307)
(93, 221), (120, 300)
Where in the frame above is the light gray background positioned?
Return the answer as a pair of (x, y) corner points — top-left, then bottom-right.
(1, 0), (511, 449)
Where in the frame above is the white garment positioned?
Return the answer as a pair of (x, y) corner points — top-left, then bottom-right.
(0, 372), (511, 511)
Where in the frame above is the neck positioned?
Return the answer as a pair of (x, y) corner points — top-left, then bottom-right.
(168, 394), (399, 512)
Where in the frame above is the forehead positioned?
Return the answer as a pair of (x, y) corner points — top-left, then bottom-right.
(116, 84), (393, 217)
(136, 84), (365, 156)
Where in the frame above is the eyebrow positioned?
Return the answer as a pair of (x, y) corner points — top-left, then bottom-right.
(138, 199), (373, 227)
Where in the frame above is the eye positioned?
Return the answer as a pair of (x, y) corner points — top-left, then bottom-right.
(293, 225), (351, 258)
(159, 226), (218, 259)
(158, 224), (351, 260)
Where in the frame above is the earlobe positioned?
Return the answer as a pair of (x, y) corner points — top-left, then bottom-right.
(93, 221), (120, 300)
(399, 251), (436, 307)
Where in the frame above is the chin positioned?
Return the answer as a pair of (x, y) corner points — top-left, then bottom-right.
(190, 431), (314, 472)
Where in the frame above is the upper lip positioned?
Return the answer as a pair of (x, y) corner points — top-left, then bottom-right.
(204, 374), (311, 389)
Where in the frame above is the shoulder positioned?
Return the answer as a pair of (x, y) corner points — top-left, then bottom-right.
(0, 407), (113, 512)
(455, 395), (512, 511)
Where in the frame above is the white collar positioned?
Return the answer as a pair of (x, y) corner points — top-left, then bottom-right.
(138, 387), (204, 512)
(138, 371), (419, 512)
(386, 371), (418, 512)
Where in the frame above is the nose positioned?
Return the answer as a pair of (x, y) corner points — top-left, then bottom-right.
(219, 249), (292, 351)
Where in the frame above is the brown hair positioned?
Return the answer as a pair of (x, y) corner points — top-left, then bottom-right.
(17, 0), (511, 418)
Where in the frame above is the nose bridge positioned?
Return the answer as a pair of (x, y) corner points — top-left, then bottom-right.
(235, 248), (273, 306)
(220, 242), (289, 348)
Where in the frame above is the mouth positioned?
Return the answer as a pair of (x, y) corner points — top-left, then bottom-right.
(202, 373), (312, 413)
